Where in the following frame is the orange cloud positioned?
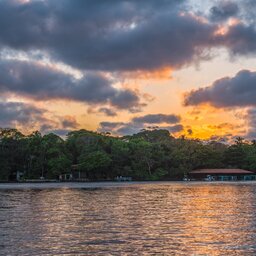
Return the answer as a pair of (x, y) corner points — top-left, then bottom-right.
(214, 18), (242, 36)
(214, 25), (228, 36)
(207, 123), (242, 131)
(118, 67), (173, 80)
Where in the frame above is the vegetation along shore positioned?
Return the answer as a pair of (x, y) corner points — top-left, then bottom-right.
(0, 128), (256, 182)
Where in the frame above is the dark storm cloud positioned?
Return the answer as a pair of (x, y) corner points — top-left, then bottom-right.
(210, 1), (239, 21)
(219, 23), (256, 56)
(184, 70), (256, 108)
(1, 0), (256, 73)
(0, 0), (217, 71)
(132, 114), (181, 124)
(0, 59), (144, 111)
(210, 1), (256, 57)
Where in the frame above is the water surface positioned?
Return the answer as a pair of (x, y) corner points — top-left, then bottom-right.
(0, 182), (256, 255)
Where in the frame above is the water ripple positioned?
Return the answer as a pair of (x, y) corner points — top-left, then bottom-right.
(0, 182), (256, 255)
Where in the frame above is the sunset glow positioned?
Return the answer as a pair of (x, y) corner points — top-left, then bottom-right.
(0, 0), (256, 142)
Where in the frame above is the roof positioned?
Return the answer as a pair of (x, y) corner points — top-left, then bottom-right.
(189, 169), (255, 174)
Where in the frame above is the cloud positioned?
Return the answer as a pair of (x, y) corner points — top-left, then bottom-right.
(0, 99), (79, 133)
(184, 70), (256, 108)
(0, 100), (46, 128)
(132, 114), (181, 124)
(0, 100), (61, 133)
(246, 108), (256, 139)
(0, 0), (217, 71)
(111, 90), (145, 112)
(99, 122), (183, 136)
(98, 121), (125, 131)
(207, 122), (242, 130)
(98, 113), (183, 135)
(98, 108), (117, 117)
(208, 1), (256, 58)
(116, 123), (143, 136)
(210, 1), (239, 21)
(60, 116), (79, 129)
(98, 121), (143, 135)
(0, 59), (145, 111)
(220, 23), (256, 56)
(161, 124), (184, 133)
(209, 134), (233, 143)
(1, 0), (256, 74)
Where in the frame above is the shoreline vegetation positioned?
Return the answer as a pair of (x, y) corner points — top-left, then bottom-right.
(1, 128), (256, 182)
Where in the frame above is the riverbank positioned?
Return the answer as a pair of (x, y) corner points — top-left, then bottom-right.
(0, 180), (256, 189)
(0, 181), (144, 189)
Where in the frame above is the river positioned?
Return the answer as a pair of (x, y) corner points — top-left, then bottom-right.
(0, 182), (256, 255)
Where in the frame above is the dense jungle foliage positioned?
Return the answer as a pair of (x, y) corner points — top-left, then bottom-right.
(0, 128), (256, 181)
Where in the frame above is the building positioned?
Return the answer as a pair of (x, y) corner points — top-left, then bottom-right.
(189, 169), (256, 181)
(59, 164), (88, 181)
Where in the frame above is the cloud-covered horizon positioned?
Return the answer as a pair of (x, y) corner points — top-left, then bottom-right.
(98, 113), (183, 136)
(0, 0), (256, 140)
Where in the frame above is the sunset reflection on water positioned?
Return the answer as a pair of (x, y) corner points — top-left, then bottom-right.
(0, 182), (256, 255)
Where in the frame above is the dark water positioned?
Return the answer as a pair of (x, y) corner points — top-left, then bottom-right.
(0, 182), (256, 255)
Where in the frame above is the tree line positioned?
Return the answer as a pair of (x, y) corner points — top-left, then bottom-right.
(0, 128), (256, 181)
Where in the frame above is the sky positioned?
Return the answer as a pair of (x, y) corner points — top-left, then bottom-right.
(1, 0), (256, 141)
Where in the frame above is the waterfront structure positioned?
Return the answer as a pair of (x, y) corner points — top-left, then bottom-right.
(189, 169), (256, 181)
(59, 164), (88, 181)
(114, 176), (132, 182)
